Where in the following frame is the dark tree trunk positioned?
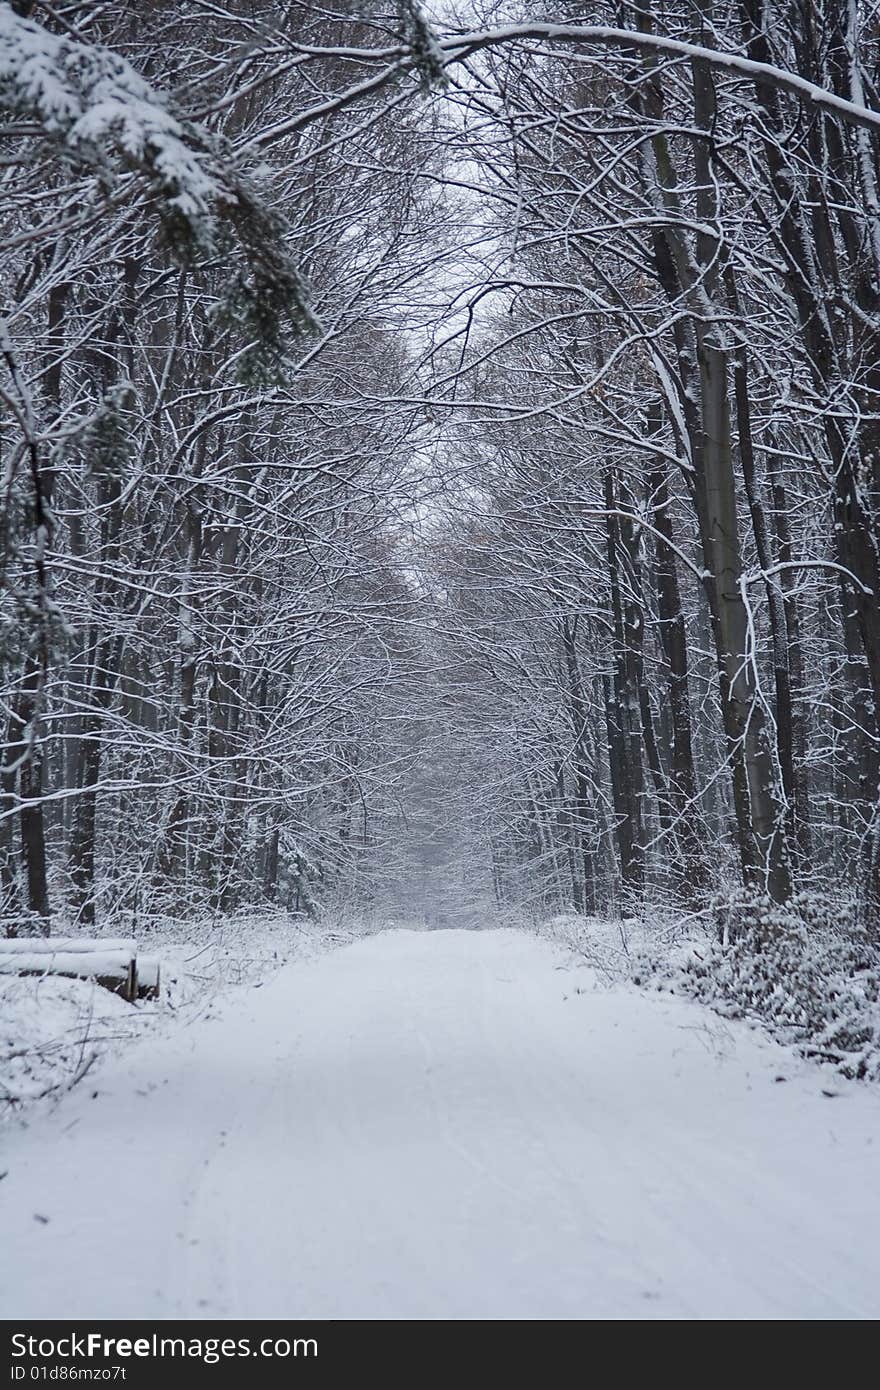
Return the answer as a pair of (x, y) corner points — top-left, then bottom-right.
(560, 616), (597, 914)
(647, 458), (708, 893)
(726, 287), (804, 872)
(604, 471), (645, 891)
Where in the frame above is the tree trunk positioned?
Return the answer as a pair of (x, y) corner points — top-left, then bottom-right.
(647, 457), (708, 892)
(604, 472), (645, 892)
(560, 616), (597, 913)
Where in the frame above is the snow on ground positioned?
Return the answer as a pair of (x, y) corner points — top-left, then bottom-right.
(2, 926), (879, 1320)
(0, 910), (373, 1113)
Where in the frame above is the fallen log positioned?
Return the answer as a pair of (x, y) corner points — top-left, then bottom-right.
(0, 949), (137, 1002)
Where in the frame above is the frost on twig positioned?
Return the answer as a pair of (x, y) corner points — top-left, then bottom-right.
(0, 7), (313, 380)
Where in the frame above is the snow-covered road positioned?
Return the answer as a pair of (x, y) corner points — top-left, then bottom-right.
(3, 928), (880, 1320)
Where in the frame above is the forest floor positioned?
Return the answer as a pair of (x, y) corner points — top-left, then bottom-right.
(2, 926), (880, 1320)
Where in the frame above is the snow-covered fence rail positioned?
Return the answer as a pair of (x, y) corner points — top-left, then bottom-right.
(0, 939), (160, 1002)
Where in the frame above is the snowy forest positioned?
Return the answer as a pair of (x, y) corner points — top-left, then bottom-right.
(2, 0), (880, 1327)
(3, 0), (880, 937)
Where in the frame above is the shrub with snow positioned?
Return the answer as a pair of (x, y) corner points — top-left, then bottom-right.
(677, 890), (880, 1080)
(540, 892), (880, 1082)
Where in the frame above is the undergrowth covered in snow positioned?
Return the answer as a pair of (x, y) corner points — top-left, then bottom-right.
(541, 890), (880, 1082)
